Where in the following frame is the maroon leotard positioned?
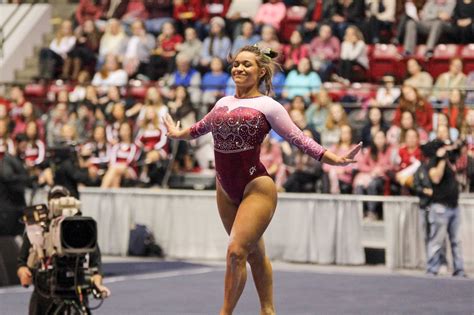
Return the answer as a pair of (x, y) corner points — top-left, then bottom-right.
(190, 95), (326, 204)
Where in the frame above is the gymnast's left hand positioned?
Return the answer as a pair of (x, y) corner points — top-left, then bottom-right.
(322, 141), (362, 166)
(163, 114), (181, 139)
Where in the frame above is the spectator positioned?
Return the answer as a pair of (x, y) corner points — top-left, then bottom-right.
(329, 0), (366, 40)
(149, 21), (183, 80)
(253, 0), (287, 31)
(231, 21), (261, 55)
(136, 87), (169, 126)
(24, 121), (54, 187)
(161, 52), (202, 104)
(353, 130), (397, 220)
(366, 0), (397, 43)
(322, 124), (358, 194)
(98, 19), (128, 66)
(63, 19), (101, 81)
(39, 20), (76, 80)
(338, 25), (368, 83)
(282, 58), (322, 102)
(373, 75), (400, 107)
(120, 0), (149, 29)
(173, 0), (202, 31)
(12, 102), (45, 141)
(201, 57), (230, 110)
(225, 0), (262, 39)
(69, 71), (91, 103)
(430, 112), (460, 141)
(101, 122), (139, 187)
(199, 17), (232, 71)
(257, 25), (282, 57)
(308, 24), (340, 82)
(361, 107), (389, 148)
(75, 0), (107, 26)
(387, 110), (429, 145)
(320, 103), (349, 148)
(73, 101), (97, 143)
(0, 119), (15, 156)
(282, 30), (309, 72)
(460, 109), (474, 191)
(97, 85), (123, 120)
(432, 58), (467, 104)
(393, 85), (434, 132)
(92, 54), (129, 91)
(299, 0), (332, 42)
(402, 0), (456, 59)
(393, 0), (425, 45)
(46, 102), (70, 147)
(106, 102), (129, 144)
(81, 85), (104, 122)
(122, 20), (155, 77)
(176, 27), (203, 66)
(7, 86), (27, 122)
(305, 89), (331, 133)
(395, 128), (422, 188)
(466, 71), (474, 105)
(143, 0), (174, 35)
(452, 0), (474, 43)
(403, 58), (433, 98)
(81, 124), (111, 182)
(194, 0), (231, 39)
(260, 135), (285, 191)
(443, 89), (468, 131)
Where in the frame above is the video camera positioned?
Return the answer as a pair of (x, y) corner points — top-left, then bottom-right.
(420, 138), (464, 164)
(22, 187), (101, 312)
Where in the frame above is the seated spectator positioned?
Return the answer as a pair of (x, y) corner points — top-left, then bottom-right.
(168, 85), (197, 128)
(24, 121), (54, 187)
(63, 19), (101, 81)
(466, 71), (474, 105)
(320, 103), (349, 148)
(353, 130), (397, 220)
(106, 102), (129, 144)
(338, 25), (368, 83)
(176, 27), (203, 67)
(402, 0), (455, 58)
(199, 17), (231, 71)
(452, 0), (474, 43)
(98, 19), (128, 66)
(173, 0), (202, 32)
(99, 86), (124, 120)
(144, 0), (174, 35)
(322, 124), (358, 194)
(403, 58), (433, 99)
(260, 135), (285, 191)
(231, 21), (261, 55)
(305, 89), (331, 133)
(432, 58), (467, 105)
(366, 0), (396, 44)
(282, 58), (321, 102)
(361, 107), (389, 148)
(393, 0), (424, 45)
(253, 0), (286, 31)
(6, 86), (27, 122)
(394, 128), (422, 189)
(73, 101), (97, 143)
(135, 105), (168, 185)
(430, 112), (460, 141)
(75, 0), (107, 27)
(136, 87), (169, 126)
(299, 0), (331, 42)
(122, 20), (155, 77)
(225, 0), (262, 39)
(257, 25), (282, 57)
(443, 89), (468, 131)
(39, 20), (76, 80)
(393, 85), (434, 132)
(12, 102), (45, 141)
(308, 24), (340, 82)
(120, 0), (149, 30)
(0, 119), (15, 156)
(148, 21), (183, 80)
(80, 85), (104, 122)
(81, 124), (111, 182)
(201, 57), (229, 110)
(92, 54), (128, 92)
(372, 75), (400, 107)
(46, 102), (70, 147)
(160, 52), (202, 105)
(329, 0), (366, 40)
(101, 122), (139, 188)
(387, 110), (429, 145)
(282, 30), (309, 72)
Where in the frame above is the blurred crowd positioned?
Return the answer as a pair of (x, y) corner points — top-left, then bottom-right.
(0, 0), (473, 221)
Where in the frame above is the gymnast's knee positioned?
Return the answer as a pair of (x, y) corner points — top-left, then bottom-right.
(226, 242), (249, 267)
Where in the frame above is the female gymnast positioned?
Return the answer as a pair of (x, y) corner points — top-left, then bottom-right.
(164, 45), (362, 315)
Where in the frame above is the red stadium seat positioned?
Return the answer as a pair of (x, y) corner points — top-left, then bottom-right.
(24, 83), (47, 98)
(369, 44), (401, 82)
(323, 82), (346, 101)
(428, 44), (460, 78)
(461, 44), (474, 74)
(127, 85), (148, 100)
(279, 6), (307, 43)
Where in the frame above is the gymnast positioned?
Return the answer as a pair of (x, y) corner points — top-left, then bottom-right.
(164, 45), (362, 315)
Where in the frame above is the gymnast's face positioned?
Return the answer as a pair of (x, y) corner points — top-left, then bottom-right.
(232, 51), (264, 89)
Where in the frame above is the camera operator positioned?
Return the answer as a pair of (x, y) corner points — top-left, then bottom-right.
(16, 186), (110, 315)
(0, 134), (32, 236)
(424, 125), (466, 277)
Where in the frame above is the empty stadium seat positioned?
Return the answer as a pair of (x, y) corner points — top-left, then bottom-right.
(369, 44), (401, 82)
(279, 6), (307, 43)
(428, 44), (460, 78)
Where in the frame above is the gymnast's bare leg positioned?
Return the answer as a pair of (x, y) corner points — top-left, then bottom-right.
(217, 177), (277, 315)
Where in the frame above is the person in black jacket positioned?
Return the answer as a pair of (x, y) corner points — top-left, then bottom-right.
(17, 186), (110, 315)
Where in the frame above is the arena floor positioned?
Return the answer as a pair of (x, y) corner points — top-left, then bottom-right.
(0, 259), (473, 315)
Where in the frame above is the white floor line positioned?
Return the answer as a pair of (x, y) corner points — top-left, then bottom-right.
(0, 267), (217, 295)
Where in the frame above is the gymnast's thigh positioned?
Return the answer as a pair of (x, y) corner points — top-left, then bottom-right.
(216, 179), (239, 235)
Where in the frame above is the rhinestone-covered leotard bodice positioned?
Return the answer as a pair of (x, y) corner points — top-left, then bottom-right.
(190, 95), (326, 203)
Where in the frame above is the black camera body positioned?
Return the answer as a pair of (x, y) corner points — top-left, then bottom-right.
(420, 139), (464, 164)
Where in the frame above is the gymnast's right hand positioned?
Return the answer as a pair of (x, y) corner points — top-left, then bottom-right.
(163, 114), (182, 139)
